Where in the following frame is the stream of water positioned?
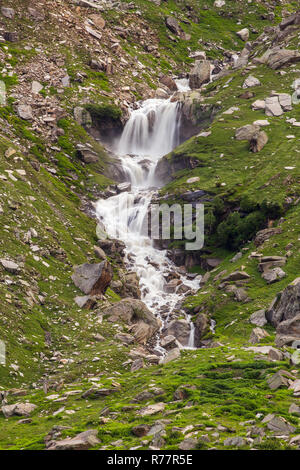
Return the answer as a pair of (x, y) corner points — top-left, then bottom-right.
(96, 85), (200, 351)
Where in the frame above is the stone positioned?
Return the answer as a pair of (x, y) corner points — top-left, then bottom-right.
(0, 259), (20, 274)
(262, 267), (286, 284)
(267, 49), (300, 69)
(252, 100), (266, 111)
(179, 438), (198, 450)
(278, 93), (292, 112)
(224, 436), (246, 447)
(276, 314), (300, 338)
(138, 403), (165, 417)
(132, 424), (151, 437)
(2, 403), (37, 418)
(249, 327), (270, 344)
(28, 7), (45, 21)
(103, 298), (159, 344)
(155, 88), (169, 99)
(236, 28), (249, 41)
(114, 332), (135, 345)
(214, 0), (225, 7)
(223, 271), (250, 282)
(235, 124), (260, 141)
(250, 131), (268, 153)
(267, 347), (284, 361)
(289, 404), (300, 416)
(74, 295), (96, 309)
(250, 309), (267, 327)
(85, 25), (102, 40)
(1, 7), (15, 19)
(93, 333), (105, 342)
(265, 96), (283, 117)
(243, 76), (261, 89)
(164, 319), (190, 347)
(4, 32), (19, 42)
(31, 81), (43, 94)
(189, 60), (211, 89)
(186, 176), (200, 184)
(264, 415), (295, 435)
(253, 120), (270, 127)
(117, 182), (131, 193)
(94, 246), (106, 260)
(134, 391), (154, 402)
(254, 227), (282, 246)
(71, 261), (113, 295)
(159, 75), (178, 92)
(131, 358), (144, 372)
(47, 430), (100, 450)
(73, 107), (92, 128)
(161, 335), (177, 350)
(159, 348), (181, 365)
(165, 16), (181, 36)
(267, 370), (293, 390)
(17, 105), (33, 120)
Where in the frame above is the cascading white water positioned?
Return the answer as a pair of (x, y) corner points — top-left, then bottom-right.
(96, 91), (200, 351)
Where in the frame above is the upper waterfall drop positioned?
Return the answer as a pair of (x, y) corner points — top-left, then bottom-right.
(116, 98), (181, 160)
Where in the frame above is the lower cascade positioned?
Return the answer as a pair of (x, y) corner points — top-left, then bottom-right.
(96, 92), (200, 352)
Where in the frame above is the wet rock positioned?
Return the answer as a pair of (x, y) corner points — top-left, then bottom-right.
(189, 60), (211, 89)
(249, 327), (270, 344)
(250, 131), (268, 153)
(117, 182), (131, 193)
(71, 261), (113, 295)
(103, 298), (159, 344)
(163, 319), (190, 347)
(159, 75), (178, 92)
(47, 430), (100, 450)
(250, 309), (267, 327)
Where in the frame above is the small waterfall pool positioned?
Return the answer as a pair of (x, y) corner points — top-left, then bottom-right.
(96, 87), (200, 352)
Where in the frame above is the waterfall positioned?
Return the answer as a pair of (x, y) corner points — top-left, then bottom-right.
(96, 91), (200, 352)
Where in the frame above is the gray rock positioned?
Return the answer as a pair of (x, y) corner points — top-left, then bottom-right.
(31, 81), (43, 94)
(223, 271), (250, 282)
(131, 358), (144, 372)
(254, 227), (282, 246)
(262, 267), (286, 284)
(265, 96), (283, 117)
(71, 261), (113, 295)
(250, 131), (268, 153)
(243, 76), (261, 89)
(236, 28), (249, 41)
(267, 370), (293, 390)
(47, 429), (100, 450)
(117, 182), (131, 193)
(17, 105), (33, 120)
(249, 327), (269, 344)
(235, 124), (260, 141)
(266, 278), (300, 328)
(224, 436), (246, 447)
(74, 295), (96, 309)
(267, 49), (300, 69)
(93, 246), (106, 260)
(189, 60), (211, 89)
(165, 16), (181, 36)
(1, 7), (15, 19)
(179, 438), (198, 450)
(289, 403), (300, 416)
(2, 403), (37, 418)
(76, 144), (98, 164)
(28, 7), (45, 21)
(132, 424), (151, 437)
(0, 259), (20, 274)
(73, 107), (92, 128)
(164, 319), (190, 347)
(161, 335), (177, 350)
(264, 415), (295, 435)
(159, 348), (181, 365)
(250, 309), (267, 327)
(276, 314), (300, 338)
(114, 332), (135, 345)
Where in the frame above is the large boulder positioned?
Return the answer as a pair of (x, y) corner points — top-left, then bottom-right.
(163, 319), (191, 346)
(2, 403), (37, 418)
(71, 261), (113, 295)
(47, 430), (100, 450)
(235, 124), (260, 141)
(189, 60), (211, 89)
(159, 75), (178, 92)
(103, 298), (159, 344)
(165, 16), (181, 36)
(266, 49), (300, 69)
(250, 131), (268, 153)
(266, 278), (300, 327)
